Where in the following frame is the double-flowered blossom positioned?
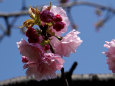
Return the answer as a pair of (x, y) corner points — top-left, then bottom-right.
(17, 39), (64, 80)
(17, 4), (82, 81)
(103, 39), (115, 73)
(50, 30), (82, 57)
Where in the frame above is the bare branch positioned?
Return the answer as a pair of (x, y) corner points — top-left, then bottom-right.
(0, 0), (3, 2)
(0, 24), (5, 32)
(0, 1), (115, 18)
(60, 1), (115, 13)
(0, 11), (28, 17)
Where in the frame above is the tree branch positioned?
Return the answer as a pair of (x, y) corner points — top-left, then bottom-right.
(60, 1), (115, 13)
(0, 1), (115, 17)
(0, 11), (28, 17)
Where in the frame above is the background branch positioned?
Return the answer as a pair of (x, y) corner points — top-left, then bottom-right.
(0, 1), (115, 17)
(60, 1), (115, 13)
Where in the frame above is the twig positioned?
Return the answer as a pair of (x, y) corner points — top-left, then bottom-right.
(66, 7), (78, 30)
(61, 68), (69, 86)
(0, 24), (5, 32)
(21, 0), (27, 10)
(69, 62), (78, 75)
(4, 17), (10, 35)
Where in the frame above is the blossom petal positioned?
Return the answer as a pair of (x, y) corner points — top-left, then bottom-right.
(24, 53), (64, 81)
(17, 39), (44, 61)
(103, 39), (115, 73)
(51, 30), (82, 57)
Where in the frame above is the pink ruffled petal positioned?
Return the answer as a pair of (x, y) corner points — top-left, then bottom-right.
(17, 39), (44, 62)
(103, 39), (115, 73)
(23, 53), (64, 81)
(51, 30), (82, 57)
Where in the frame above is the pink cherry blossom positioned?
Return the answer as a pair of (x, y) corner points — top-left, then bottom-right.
(17, 39), (64, 80)
(103, 39), (115, 73)
(23, 53), (64, 81)
(17, 39), (44, 62)
(50, 30), (82, 57)
(42, 5), (70, 36)
(22, 56), (29, 63)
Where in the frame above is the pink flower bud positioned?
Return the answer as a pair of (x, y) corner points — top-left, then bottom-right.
(26, 27), (36, 37)
(22, 56), (28, 63)
(40, 10), (55, 23)
(54, 14), (62, 22)
(26, 27), (40, 43)
(53, 22), (65, 31)
(44, 45), (50, 51)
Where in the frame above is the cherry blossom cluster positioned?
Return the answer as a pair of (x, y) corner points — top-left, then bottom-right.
(103, 40), (115, 73)
(17, 5), (82, 81)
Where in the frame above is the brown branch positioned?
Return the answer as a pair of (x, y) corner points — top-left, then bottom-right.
(0, 11), (28, 17)
(0, 24), (5, 32)
(4, 17), (11, 35)
(61, 68), (69, 86)
(0, 1), (115, 17)
(0, 0), (3, 2)
(60, 1), (115, 13)
(69, 62), (77, 75)
(21, 0), (27, 10)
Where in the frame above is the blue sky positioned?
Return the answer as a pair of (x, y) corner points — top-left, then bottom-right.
(0, 0), (115, 81)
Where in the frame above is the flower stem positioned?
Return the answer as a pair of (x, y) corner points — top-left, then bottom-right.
(49, 43), (55, 53)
